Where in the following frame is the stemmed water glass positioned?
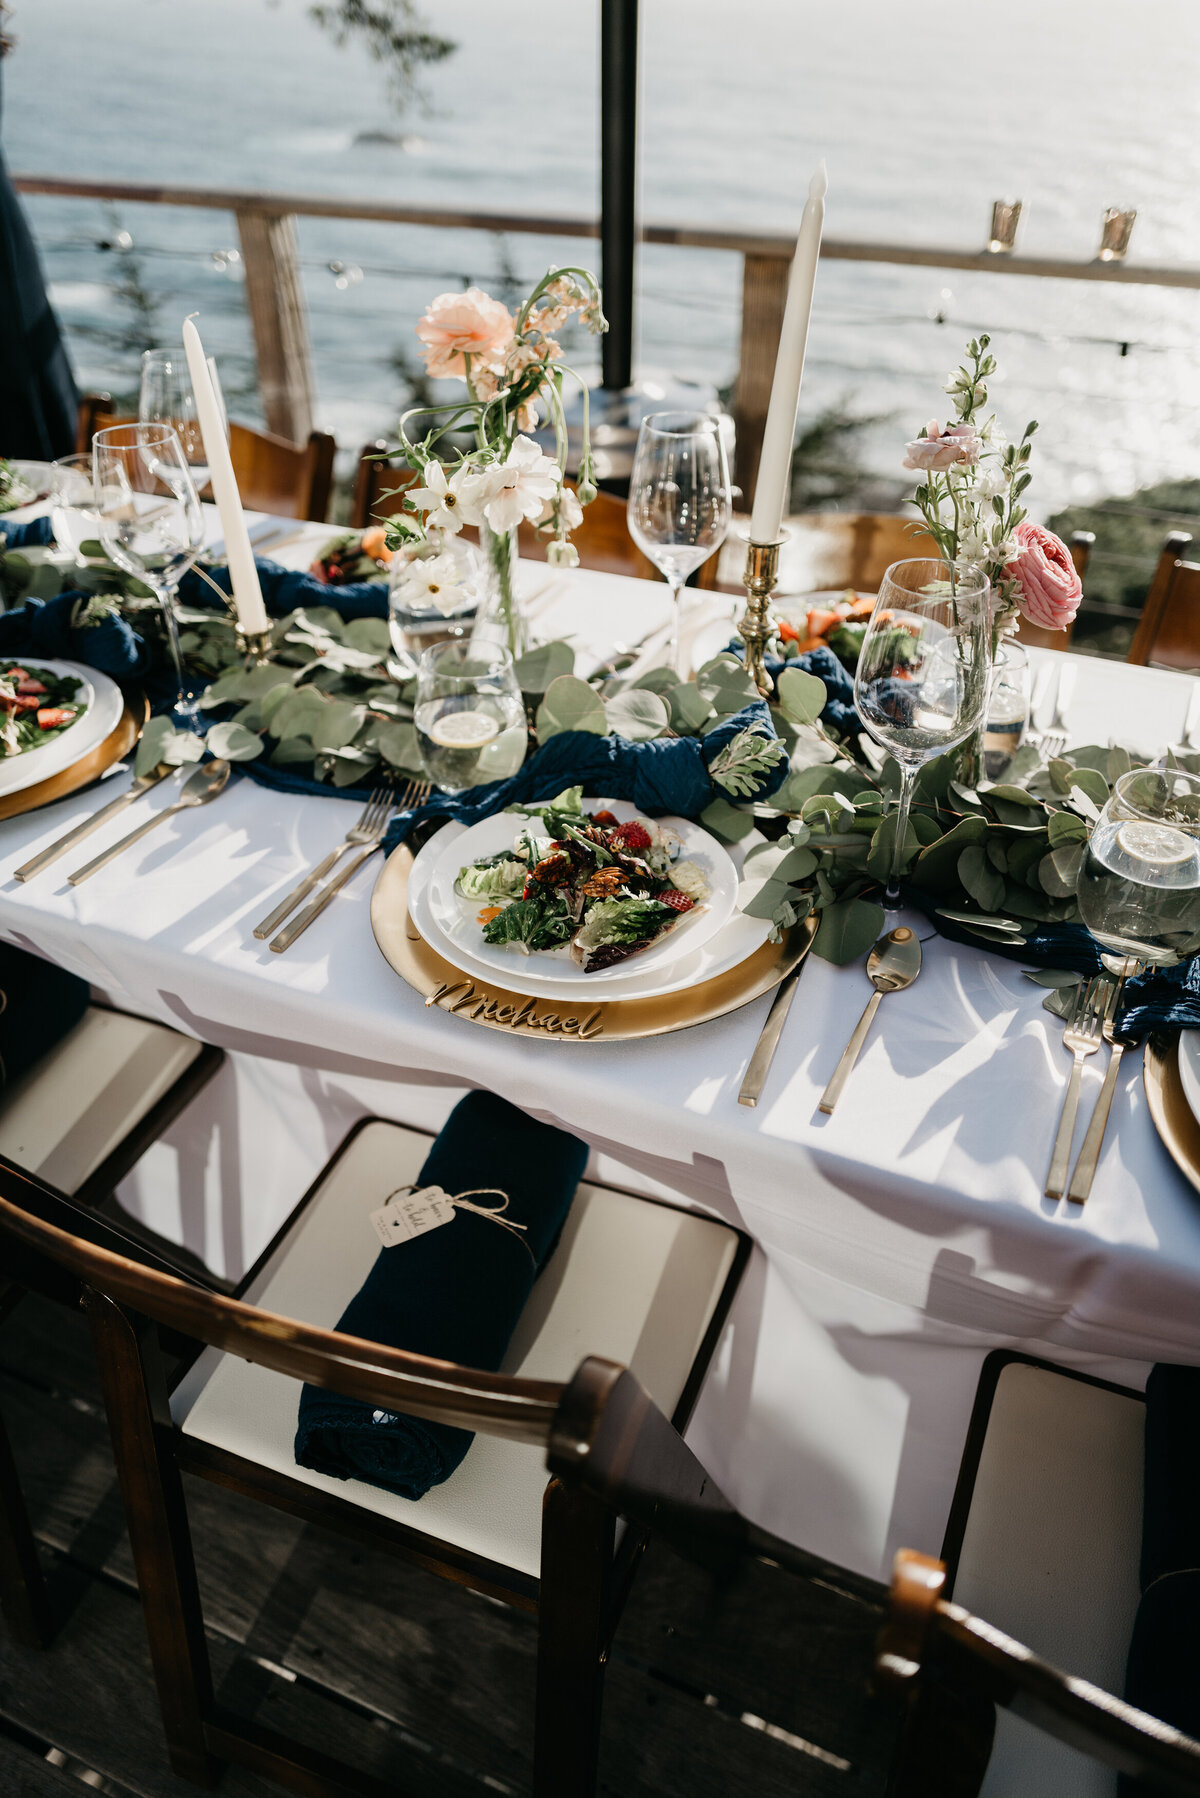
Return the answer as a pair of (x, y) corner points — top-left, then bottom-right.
(49, 453), (99, 562)
(626, 411), (731, 678)
(139, 347), (227, 498)
(854, 559), (991, 905)
(92, 423), (205, 726)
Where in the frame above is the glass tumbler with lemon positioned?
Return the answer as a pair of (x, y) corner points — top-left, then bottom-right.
(1077, 766), (1200, 969)
(414, 640), (528, 794)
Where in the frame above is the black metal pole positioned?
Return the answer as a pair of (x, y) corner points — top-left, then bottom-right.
(600, 0), (638, 392)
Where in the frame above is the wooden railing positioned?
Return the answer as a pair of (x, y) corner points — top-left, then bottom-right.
(19, 173), (1200, 499)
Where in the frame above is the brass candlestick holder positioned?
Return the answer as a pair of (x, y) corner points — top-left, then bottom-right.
(739, 535), (786, 698)
(235, 626), (273, 667)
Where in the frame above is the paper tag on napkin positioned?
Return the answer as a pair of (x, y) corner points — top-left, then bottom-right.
(370, 1185), (455, 1248)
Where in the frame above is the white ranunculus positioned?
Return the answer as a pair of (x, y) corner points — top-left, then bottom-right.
(481, 436), (562, 534)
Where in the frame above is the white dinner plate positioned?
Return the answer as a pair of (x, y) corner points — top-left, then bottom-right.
(408, 824), (771, 1002)
(0, 661), (122, 798)
(419, 799), (740, 993)
(1178, 1030), (1200, 1126)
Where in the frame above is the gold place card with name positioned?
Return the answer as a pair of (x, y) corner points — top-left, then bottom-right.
(369, 843), (816, 1044)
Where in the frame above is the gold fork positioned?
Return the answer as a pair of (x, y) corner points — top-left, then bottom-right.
(268, 779), (430, 954)
(252, 783), (395, 940)
(1067, 959), (1145, 1204)
(1045, 977), (1106, 1199)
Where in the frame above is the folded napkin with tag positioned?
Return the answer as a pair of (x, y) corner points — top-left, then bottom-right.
(294, 1090), (588, 1501)
(0, 515), (54, 551)
(179, 556), (387, 623)
(0, 943), (89, 1087)
(376, 697), (787, 853)
(1119, 1363), (1200, 1792)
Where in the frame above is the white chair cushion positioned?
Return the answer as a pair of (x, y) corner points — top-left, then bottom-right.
(0, 1006), (203, 1196)
(951, 1360), (1144, 1798)
(172, 1119), (740, 1581)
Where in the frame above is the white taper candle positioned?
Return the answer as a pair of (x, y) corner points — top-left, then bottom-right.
(181, 315), (269, 634)
(749, 163), (827, 545)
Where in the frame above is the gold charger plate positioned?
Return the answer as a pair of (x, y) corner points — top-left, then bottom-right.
(0, 697), (146, 822)
(370, 842), (816, 1042)
(1144, 1033), (1200, 1194)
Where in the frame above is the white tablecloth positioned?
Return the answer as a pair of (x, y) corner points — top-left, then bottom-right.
(4, 524), (1199, 1581)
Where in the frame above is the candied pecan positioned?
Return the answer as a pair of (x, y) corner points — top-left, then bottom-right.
(579, 865), (625, 899)
(530, 850), (572, 887)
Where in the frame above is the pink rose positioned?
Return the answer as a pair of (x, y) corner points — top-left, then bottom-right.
(902, 419), (981, 472)
(415, 288), (514, 379)
(1005, 520), (1082, 631)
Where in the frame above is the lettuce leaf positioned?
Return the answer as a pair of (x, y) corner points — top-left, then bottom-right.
(481, 893), (574, 953)
(454, 855), (527, 901)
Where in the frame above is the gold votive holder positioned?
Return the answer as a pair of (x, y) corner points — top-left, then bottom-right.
(236, 626), (273, 667)
(739, 535), (786, 698)
(1098, 207), (1137, 262)
(987, 198), (1022, 254)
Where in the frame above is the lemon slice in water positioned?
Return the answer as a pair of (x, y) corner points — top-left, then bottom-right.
(428, 710), (500, 749)
(1116, 821), (1193, 866)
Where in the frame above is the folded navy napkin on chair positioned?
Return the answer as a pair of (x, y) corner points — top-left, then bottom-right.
(294, 1091), (588, 1501)
(0, 515), (54, 551)
(0, 943), (89, 1088)
(179, 557), (387, 623)
(1120, 1364), (1200, 1792)
(379, 697), (787, 853)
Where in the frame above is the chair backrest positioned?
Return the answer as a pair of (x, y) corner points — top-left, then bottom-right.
(1128, 531), (1200, 669)
(76, 394), (336, 522)
(0, 1154), (562, 1446)
(780, 512), (943, 592)
(876, 1550), (1200, 1796)
(350, 439), (416, 528)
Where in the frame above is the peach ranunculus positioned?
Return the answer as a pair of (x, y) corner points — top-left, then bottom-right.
(415, 288), (515, 379)
(1004, 520), (1082, 631)
(902, 418), (982, 473)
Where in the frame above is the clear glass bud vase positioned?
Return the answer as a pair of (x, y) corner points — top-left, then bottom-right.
(471, 522), (528, 660)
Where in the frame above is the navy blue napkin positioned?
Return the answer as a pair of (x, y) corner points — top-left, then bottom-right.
(378, 698), (786, 854)
(178, 557), (387, 622)
(723, 641), (861, 737)
(0, 515), (54, 550)
(0, 591), (152, 683)
(0, 944), (89, 1088)
(1119, 1365), (1200, 1793)
(294, 1091), (588, 1500)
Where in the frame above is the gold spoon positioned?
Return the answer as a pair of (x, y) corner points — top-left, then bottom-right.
(68, 760), (232, 885)
(818, 925), (924, 1115)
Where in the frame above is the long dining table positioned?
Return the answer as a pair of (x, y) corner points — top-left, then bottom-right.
(3, 511), (1200, 1587)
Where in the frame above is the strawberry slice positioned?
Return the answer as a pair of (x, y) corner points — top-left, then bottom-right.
(658, 889), (694, 914)
(36, 707), (76, 729)
(16, 678), (47, 696)
(609, 819), (652, 852)
(590, 809), (618, 827)
(4, 668), (28, 681)
(13, 694), (41, 712)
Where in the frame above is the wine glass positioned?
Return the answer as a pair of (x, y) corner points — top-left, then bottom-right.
(626, 411), (731, 678)
(854, 559), (991, 905)
(1077, 766), (1200, 975)
(139, 347), (226, 498)
(92, 423), (205, 727)
(49, 453), (99, 562)
(413, 641), (528, 794)
(984, 640), (1032, 778)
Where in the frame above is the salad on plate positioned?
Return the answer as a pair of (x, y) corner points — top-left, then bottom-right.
(0, 459), (39, 514)
(0, 665), (87, 758)
(454, 788), (711, 972)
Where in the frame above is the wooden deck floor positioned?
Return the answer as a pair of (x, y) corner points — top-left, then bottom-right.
(0, 1293), (898, 1797)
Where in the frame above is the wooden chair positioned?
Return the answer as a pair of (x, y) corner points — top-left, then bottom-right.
(350, 440), (716, 587)
(0, 1004), (222, 1648)
(0, 1115), (747, 1797)
(1127, 531), (1200, 670)
(77, 394), (336, 522)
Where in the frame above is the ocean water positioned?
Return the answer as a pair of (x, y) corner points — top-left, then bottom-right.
(8, 0), (1200, 513)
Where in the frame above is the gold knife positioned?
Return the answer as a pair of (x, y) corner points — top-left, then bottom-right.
(738, 962), (807, 1107)
(14, 764), (173, 881)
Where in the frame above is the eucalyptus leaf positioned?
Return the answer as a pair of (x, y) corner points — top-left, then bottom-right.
(1042, 985), (1079, 1021)
(912, 815), (989, 893)
(1048, 758), (1073, 793)
(1067, 766), (1110, 808)
(776, 667), (828, 728)
(270, 737), (319, 766)
(989, 798), (1049, 831)
(630, 666), (679, 695)
(667, 682), (714, 734)
(205, 721), (263, 763)
(772, 764), (838, 812)
(604, 687), (670, 742)
(739, 875), (793, 920)
(1038, 843), (1084, 898)
(317, 747), (380, 788)
(514, 639), (575, 694)
(983, 783), (1041, 808)
(866, 810), (921, 882)
(133, 715), (175, 778)
(372, 720), (420, 769)
(268, 690), (325, 741)
(343, 617), (392, 656)
(699, 796), (757, 842)
(1023, 968), (1083, 989)
(1106, 745), (1132, 783)
(309, 701), (368, 753)
(536, 675), (608, 743)
(812, 897), (886, 965)
(1047, 809), (1088, 847)
(958, 845), (1006, 911)
(986, 840), (1009, 874)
